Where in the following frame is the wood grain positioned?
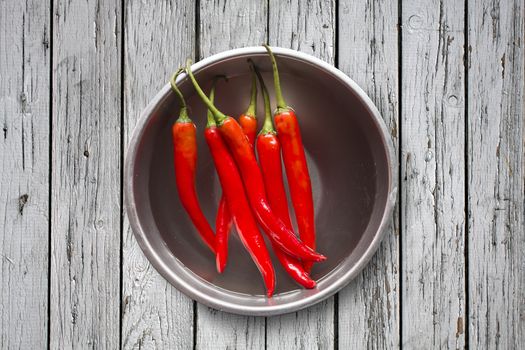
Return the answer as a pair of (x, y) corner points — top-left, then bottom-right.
(121, 1), (195, 349)
(1, 1), (525, 348)
(268, 0), (335, 62)
(468, 0), (525, 348)
(266, 1), (336, 349)
(49, 0), (121, 348)
(401, 0), (466, 348)
(196, 1), (267, 349)
(0, 0), (50, 348)
(337, 0), (400, 348)
(198, 0), (268, 59)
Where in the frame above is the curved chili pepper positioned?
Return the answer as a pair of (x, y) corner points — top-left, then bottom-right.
(238, 61), (258, 148)
(170, 69), (215, 253)
(186, 60), (325, 262)
(264, 45), (317, 272)
(254, 65), (316, 289)
(204, 88), (275, 296)
(216, 61), (258, 270)
(207, 80), (233, 273)
(215, 196), (231, 272)
(217, 66), (257, 272)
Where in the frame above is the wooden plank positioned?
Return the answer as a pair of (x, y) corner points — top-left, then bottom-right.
(266, 1), (336, 349)
(268, 0), (335, 61)
(121, 1), (195, 349)
(0, 0), (50, 348)
(401, 0), (466, 348)
(468, 0), (524, 348)
(49, 0), (121, 348)
(337, 0), (400, 348)
(195, 1), (267, 349)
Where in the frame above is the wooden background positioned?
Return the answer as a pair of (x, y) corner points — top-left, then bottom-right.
(1, 0), (523, 348)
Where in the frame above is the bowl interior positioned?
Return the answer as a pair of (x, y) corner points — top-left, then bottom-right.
(129, 51), (391, 309)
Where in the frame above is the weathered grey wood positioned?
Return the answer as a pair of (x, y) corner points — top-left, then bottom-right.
(196, 1), (267, 349)
(266, 1), (336, 349)
(337, 0), (400, 348)
(401, 0), (466, 348)
(468, 0), (524, 348)
(121, 1), (195, 349)
(198, 0), (268, 59)
(0, 0), (50, 348)
(50, 0), (121, 348)
(268, 0), (335, 61)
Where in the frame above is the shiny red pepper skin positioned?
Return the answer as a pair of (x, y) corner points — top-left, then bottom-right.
(207, 80), (232, 273)
(205, 126), (275, 296)
(216, 118), (324, 262)
(215, 194), (231, 273)
(172, 121), (216, 253)
(238, 61), (258, 148)
(274, 109), (316, 272)
(215, 66), (257, 271)
(257, 133), (316, 288)
(186, 61), (324, 262)
(238, 114), (257, 148)
(264, 45), (317, 272)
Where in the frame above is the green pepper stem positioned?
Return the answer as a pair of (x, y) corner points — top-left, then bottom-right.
(206, 85), (216, 127)
(206, 75), (227, 128)
(252, 61), (274, 135)
(170, 68), (190, 122)
(245, 60), (258, 117)
(263, 44), (287, 109)
(185, 59), (228, 124)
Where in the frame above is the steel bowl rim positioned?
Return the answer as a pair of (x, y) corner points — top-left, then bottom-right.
(124, 46), (398, 316)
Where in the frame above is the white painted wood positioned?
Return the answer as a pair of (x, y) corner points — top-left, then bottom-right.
(266, 303), (335, 350)
(268, 0), (335, 63)
(0, 0), (50, 348)
(266, 1), (335, 349)
(121, 1), (195, 349)
(401, 0), (466, 348)
(337, 0), (400, 348)
(196, 1), (267, 349)
(50, 0), (121, 348)
(468, 0), (524, 348)
(198, 0), (268, 59)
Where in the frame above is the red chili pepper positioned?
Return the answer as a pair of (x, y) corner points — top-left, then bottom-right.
(170, 69), (215, 253)
(204, 85), (275, 296)
(254, 64), (316, 289)
(216, 62), (258, 271)
(215, 196), (231, 272)
(238, 62), (258, 148)
(186, 60), (325, 262)
(264, 45), (317, 272)
(207, 80), (233, 273)
(217, 66), (257, 271)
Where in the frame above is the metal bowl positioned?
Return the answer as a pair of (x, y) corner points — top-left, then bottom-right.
(124, 46), (397, 316)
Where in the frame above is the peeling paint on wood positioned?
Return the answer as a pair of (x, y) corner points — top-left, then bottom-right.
(50, 0), (122, 348)
(401, 0), (466, 348)
(0, 1), (524, 349)
(337, 0), (400, 348)
(0, 0), (50, 348)
(121, 1), (195, 349)
(468, 0), (525, 348)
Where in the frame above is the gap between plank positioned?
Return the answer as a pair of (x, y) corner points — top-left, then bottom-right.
(333, 1), (340, 349)
(47, 0), (54, 348)
(119, 0), (126, 348)
(397, 0), (403, 347)
(463, 0), (470, 347)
